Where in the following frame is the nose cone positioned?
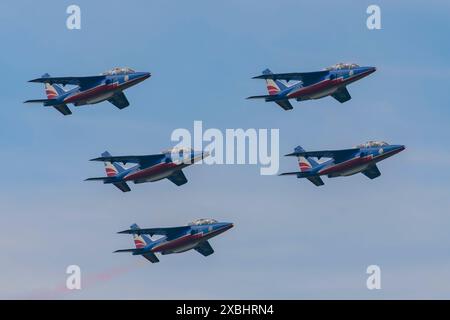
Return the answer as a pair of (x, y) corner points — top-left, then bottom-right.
(132, 71), (151, 82)
(385, 144), (406, 156)
(219, 222), (234, 231)
(360, 66), (376, 76)
(139, 71), (151, 80)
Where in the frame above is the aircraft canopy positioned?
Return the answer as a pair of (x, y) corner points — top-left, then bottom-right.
(356, 141), (389, 148)
(326, 63), (360, 71)
(161, 147), (193, 154)
(188, 218), (218, 226)
(101, 67), (136, 75)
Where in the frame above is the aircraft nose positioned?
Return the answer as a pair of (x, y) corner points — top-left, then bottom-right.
(388, 144), (406, 155)
(141, 72), (151, 79)
(221, 222), (234, 230)
(360, 66), (376, 76)
(366, 66), (376, 74)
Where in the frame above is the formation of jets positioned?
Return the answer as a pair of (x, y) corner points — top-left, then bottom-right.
(25, 63), (404, 263)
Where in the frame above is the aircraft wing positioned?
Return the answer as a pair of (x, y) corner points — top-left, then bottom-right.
(90, 154), (165, 166)
(331, 87), (351, 103)
(194, 241), (214, 257)
(253, 70), (329, 82)
(285, 148), (359, 161)
(167, 170), (188, 186)
(118, 226), (190, 238)
(28, 75), (105, 87)
(362, 164), (381, 179)
(108, 92), (130, 109)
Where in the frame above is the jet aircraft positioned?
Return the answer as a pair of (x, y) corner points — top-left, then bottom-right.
(25, 67), (150, 115)
(280, 141), (405, 186)
(115, 219), (234, 263)
(86, 147), (209, 192)
(247, 63), (376, 110)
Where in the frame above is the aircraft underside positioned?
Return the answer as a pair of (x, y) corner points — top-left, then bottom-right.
(128, 168), (178, 184)
(328, 163), (372, 177)
(160, 241), (200, 255)
(74, 91), (116, 106)
(290, 84), (340, 101)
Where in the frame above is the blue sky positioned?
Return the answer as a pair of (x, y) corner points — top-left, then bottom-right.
(1, 0), (450, 299)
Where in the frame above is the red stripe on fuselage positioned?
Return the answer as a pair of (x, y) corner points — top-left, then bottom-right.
(151, 225), (232, 253)
(63, 75), (149, 104)
(319, 156), (372, 175)
(286, 70), (374, 100)
(64, 83), (116, 103)
(124, 162), (178, 181)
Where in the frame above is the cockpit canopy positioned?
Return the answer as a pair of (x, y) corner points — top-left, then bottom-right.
(188, 218), (218, 226)
(161, 147), (193, 154)
(356, 141), (389, 148)
(325, 63), (360, 71)
(101, 67), (136, 75)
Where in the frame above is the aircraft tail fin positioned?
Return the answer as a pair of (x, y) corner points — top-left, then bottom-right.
(294, 145), (320, 172)
(42, 74), (66, 99)
(101, 151), (126, 177)
(130, 223), (153, 249)
(116, 224), (159, 263)
(263, 68), (287, 95)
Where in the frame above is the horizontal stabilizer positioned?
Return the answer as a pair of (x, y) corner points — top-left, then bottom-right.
(279, 171), (315, 178)
(85, 176), (115, 182)
(114, 248), (143, 253)
(246, 95), (273, 100)
(279, 172), (324, 186)
(114, 249), (159, 263)
(24, 99), (58, 105)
